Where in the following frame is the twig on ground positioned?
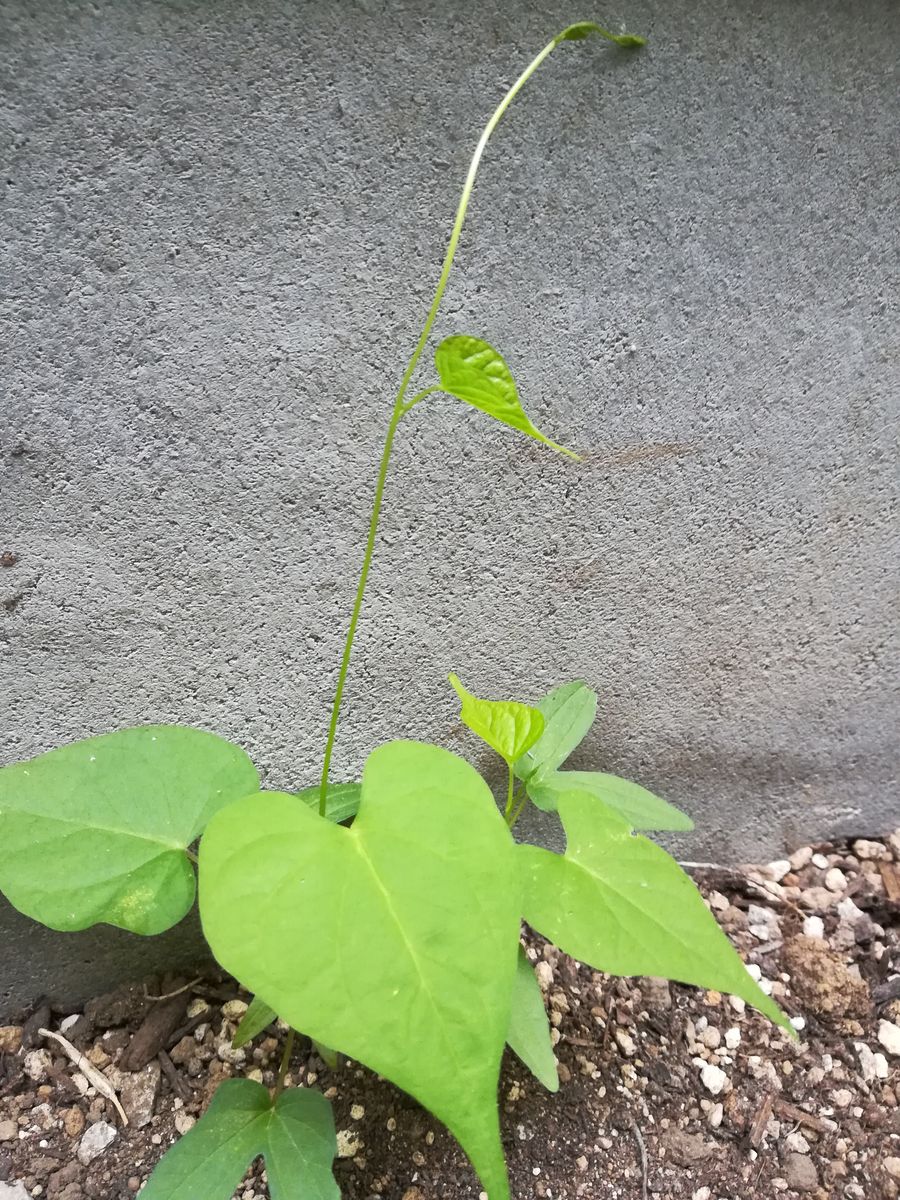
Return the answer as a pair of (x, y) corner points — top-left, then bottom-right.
(144, 978), (202, 1002)
(629, 1117), (648, 1200)
(157, 1049), (191, 1102)
(39, 1028), (129, 1126)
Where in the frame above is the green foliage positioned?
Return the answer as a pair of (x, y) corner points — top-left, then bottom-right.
(434, 336), (580, 460)
(140, 1078), (339, 1200)
(528, 769), (694, 830)
(200, 741), (521, 1200)
(513, 680), (597, 783)
(296, 781), (362, 824)
(0, 727), (257, 934)
(449, 672), (545, 764)
(0, 20), (795, 1200)
(511, 680), (691, 829)
(519, 788), (792, 1033)
(557, 21), (647, 47)
(506, 946), (558, 1092)
(232, 995), (277, 1049)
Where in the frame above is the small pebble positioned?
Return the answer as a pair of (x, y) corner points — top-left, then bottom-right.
(699, 1063), (728, 1096)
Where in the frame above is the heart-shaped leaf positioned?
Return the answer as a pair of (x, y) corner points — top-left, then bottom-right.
(528, 770), (694, 830)
(200, 741), (521, 1200)
(513, 680), (597, 784)
(140, 1078), (338, 1200)
(434, 335), (579, 459)
(518, 789), (792, 1033)
(449, 673), (544, 765)
(506, 946), (558, 1092)
(296, 781), (362, 824)
(0, 726), (258, 934)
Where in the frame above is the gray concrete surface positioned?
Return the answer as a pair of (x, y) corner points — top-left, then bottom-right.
(1, 0), (898, 1016)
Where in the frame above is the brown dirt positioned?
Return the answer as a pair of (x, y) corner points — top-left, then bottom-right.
(1, 832), (898, 1200)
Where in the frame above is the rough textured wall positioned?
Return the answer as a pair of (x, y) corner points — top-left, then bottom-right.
(1, 0), (898, 1013)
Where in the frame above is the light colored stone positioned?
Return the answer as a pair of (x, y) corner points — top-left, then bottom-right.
(615, 1029), (636, 1057)
(802, 915), (825, 939)
(77, 1120), (117, 1164)
(222, 999), (248, 1020)
(789, 846), (814, 871)
(884, 1158), (900, 1182)
(692, 1190), (712, 1200)
(878, 1020), (900, 1057)
(782, 1151), (818, 1192)
(824, 867), (847, 892)
(23, 1049), (51, 1082)
(120, 1061), (160, 1129)
(707, 1102), (724, 1129)
(0, 1119), (18, 1143)
(766, 859), (792, 882)
(725, 1026), (741, 1050)
(811, 853), (830, 869)
(174, 1112), (196, 1135)
(0, 1027), (23, 1054)
(0, 1184), (31, 1200)
(785, 1130), (810, 1154)
(336, 1130), (361, 1158)
(699, 1063), (728, 1095)
(853, 839), (887, 860)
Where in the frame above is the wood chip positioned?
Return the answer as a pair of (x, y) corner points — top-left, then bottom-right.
(749, 1092), (774, 1148)
(878, 861), (900, 903)
(39, 1028), (128, 1126)
(774, 1098), (838, 1134)
(120, 978), (189, 1072)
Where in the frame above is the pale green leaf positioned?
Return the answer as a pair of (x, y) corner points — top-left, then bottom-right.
(296, 781), (362, 824)
(528, 770), (694, 830)
(140, 1078), (338, 1200)
(506, 945), (558, 1092)
(513, 680), (597, 784)
(557, 21), (646, 48)
(434, 335), (579, 460)
(200, 740), (521, 1200)
(0, 726), (258, 934)
(232, 996), (277, 1050)
(518, 790), (792, 1033)
(449, 673), (544, 766)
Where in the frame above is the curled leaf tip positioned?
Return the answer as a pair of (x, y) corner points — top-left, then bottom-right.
(557, 22), (647, 49)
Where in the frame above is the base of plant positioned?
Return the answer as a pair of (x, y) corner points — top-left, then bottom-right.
(1, 832), (891, 1200)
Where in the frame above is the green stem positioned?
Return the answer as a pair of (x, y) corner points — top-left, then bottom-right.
(508, 787), (529, 830)
(504, 763), (516, 823)
(275, 1029), (295, 1097)
(318, 24), (643, 813)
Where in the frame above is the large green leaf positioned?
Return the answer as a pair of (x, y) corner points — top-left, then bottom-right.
(200, 741), (521, 1200)
(434, 335), (579, 460)
(518, 789), (792, 1033)
(449, 673), (544, 765)
(0, 726), (258, 934)
(513, 680), (597, 784)
(527, 770), (694, 830)
(506, 945), (558, 1092)
(296, 781), (362, 824)
(140, 1078), (338, 1200)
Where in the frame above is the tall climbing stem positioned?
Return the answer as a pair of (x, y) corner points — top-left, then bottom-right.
(318, 22), (643, 814)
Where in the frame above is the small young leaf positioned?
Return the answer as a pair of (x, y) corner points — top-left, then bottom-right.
(557, 21), (646, 48)
(518, 790), (792, 1034)
(200, 741), (521, 1200)
(232, 996), (277, 1050)
(513, 680), (597, 784)
(0, 726), (258, 934)
(506, 946), (558, 1092)
(527, 770), (694, 831)
(296, 781), (362, 824)
(449, 673), (545, 766)
(434, 335), (579, 459)
(140, 1077), (339, 1200)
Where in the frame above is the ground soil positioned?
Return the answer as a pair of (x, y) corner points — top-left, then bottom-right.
(1, 832), (898, 1200)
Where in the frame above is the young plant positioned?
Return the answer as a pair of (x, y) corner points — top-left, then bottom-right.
(0, 19), (793, 1200)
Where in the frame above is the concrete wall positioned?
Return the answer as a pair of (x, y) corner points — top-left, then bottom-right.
(1, 0), (897, 1015)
